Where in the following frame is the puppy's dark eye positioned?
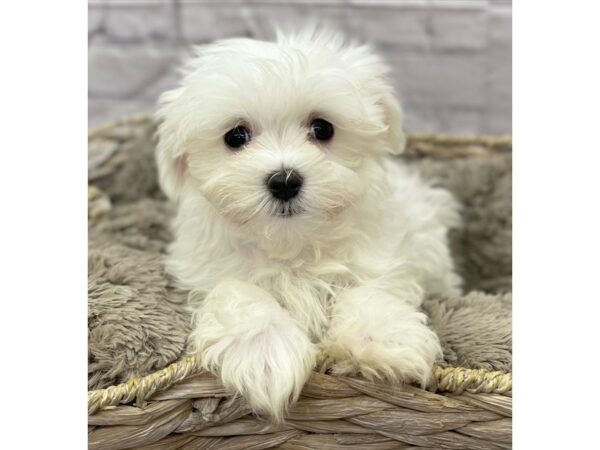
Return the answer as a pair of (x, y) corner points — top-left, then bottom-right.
(309, 118), (334, 141)
(224, 126), (250, 149)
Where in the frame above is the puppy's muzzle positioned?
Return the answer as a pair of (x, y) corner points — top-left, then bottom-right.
(266, 170), (303, 201)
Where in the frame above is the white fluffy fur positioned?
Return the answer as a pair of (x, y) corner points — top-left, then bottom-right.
(155, 29), (462, 421)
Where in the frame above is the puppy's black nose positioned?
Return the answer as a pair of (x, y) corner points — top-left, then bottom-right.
(266, 170), (303, 201)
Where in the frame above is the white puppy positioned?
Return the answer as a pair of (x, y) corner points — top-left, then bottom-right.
(156, 29), (462, 421)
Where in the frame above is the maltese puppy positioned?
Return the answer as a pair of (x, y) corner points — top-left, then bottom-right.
(156, 29), (461, 421)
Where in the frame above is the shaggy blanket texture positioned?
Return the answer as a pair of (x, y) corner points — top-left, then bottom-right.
(88, 119), (512, 390)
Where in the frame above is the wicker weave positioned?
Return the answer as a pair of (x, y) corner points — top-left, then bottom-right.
(88, 114), (512, 449)
(88, 356), (512, 450)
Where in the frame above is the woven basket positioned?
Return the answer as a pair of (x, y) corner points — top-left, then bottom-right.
(88, 114), (512, 450)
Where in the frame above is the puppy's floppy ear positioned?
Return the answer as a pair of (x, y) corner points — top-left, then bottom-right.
(155, 87), (188, 202)
(352, 47), (407, 155)
(376, 88), (407, 155)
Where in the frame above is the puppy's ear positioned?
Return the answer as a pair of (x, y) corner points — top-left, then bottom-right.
(155, 87), (188, 202)
(376, 88), (407, 155)
(352, 47), (407, 155)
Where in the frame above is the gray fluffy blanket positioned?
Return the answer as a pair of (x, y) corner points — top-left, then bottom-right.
(88, 118), (512, 390)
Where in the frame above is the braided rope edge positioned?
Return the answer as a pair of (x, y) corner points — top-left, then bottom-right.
(88, 356), (512, 415)
(434, 366), (512, 395)
(88, 355), (202, 415)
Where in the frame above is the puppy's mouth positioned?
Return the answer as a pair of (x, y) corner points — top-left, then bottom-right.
(273, 200), (304, 218)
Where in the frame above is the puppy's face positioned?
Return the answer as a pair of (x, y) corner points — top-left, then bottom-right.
(157, 31), (405, 255)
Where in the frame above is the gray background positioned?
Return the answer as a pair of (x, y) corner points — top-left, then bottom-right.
(88, 0), (511, 134)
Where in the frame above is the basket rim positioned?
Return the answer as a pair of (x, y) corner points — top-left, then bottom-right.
(88, 354), (512, 416)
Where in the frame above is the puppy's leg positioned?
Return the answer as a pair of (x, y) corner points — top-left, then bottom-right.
(322, 285), (441, 387)
(188, 280), (316, 422)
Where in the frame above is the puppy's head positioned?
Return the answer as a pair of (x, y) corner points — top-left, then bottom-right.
(156, 29), (405, 255)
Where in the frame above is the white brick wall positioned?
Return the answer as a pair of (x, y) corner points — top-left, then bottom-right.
(88, 0), (512, 134)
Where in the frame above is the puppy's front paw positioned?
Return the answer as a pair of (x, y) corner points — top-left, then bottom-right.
(322, 290), (441, 387)
(199, 322), (316, 422)
(323, 320), (441, 387)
